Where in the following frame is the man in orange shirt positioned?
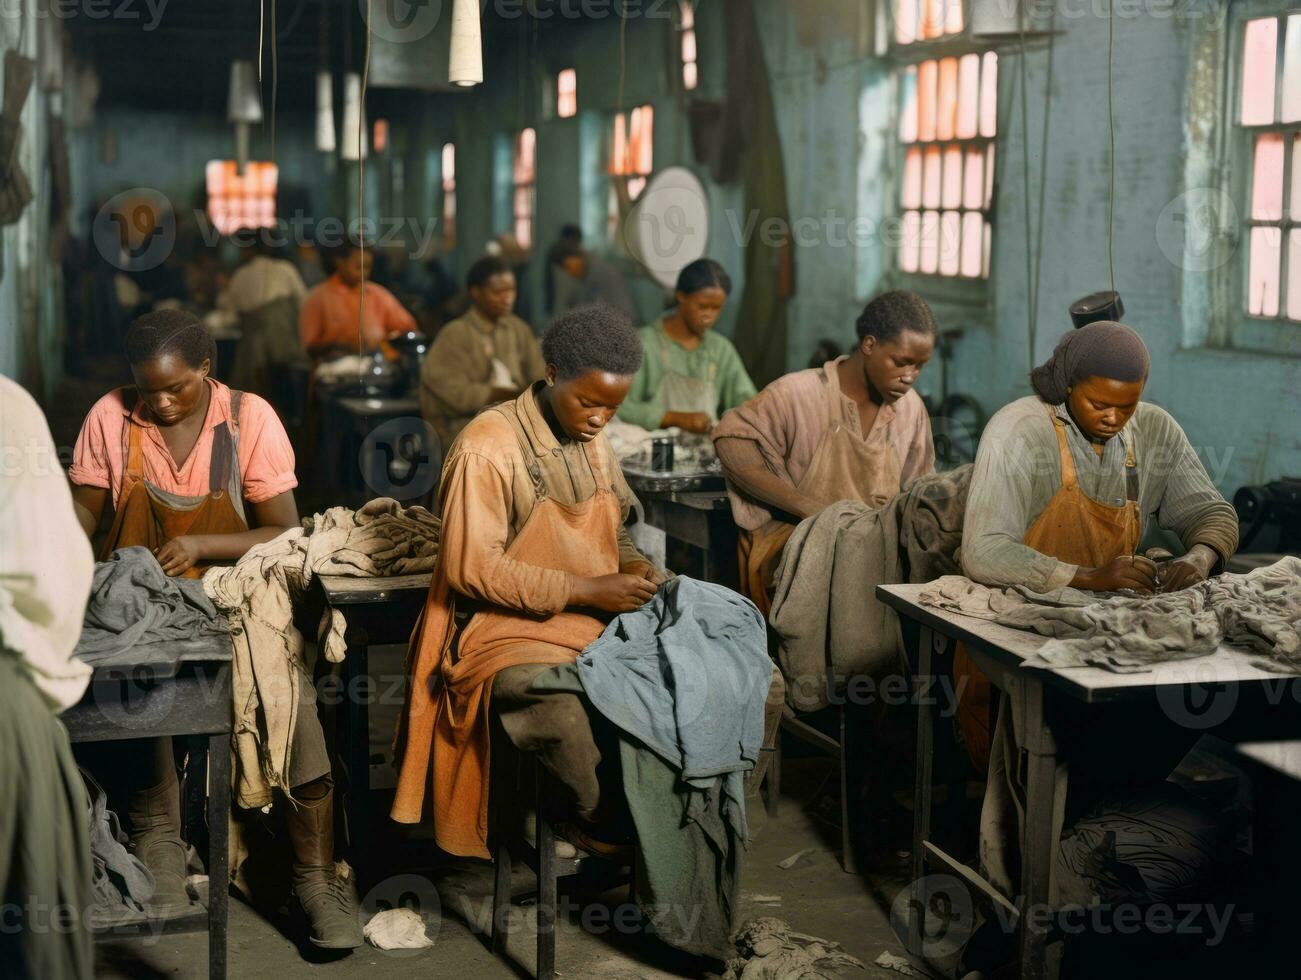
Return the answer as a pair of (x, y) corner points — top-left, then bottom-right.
(298, 239), (416, 360)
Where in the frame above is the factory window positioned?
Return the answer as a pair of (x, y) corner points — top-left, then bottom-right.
(679, 1), (698, 91)
(1239, 13), (1301, 322)
(892, 0), (997, 281)
(513, 128), (537, 249)
(205, 160), (277, 236)
(441, 143), (457, 251)
(558, 68), (578, 119)
(607, 105), (654, 242)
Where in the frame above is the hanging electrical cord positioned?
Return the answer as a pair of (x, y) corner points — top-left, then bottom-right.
(358, 0), (373, 369)
(617, 1), (628, 117)
(1107, 1), (1117, 295)
(258, 0), (265, 82)
(1017, 9), (1035, 371)
(269, 0), (278, 164)
(1030, 10), (1058, 350)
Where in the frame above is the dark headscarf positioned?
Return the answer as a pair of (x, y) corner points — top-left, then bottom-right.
(1029, 321), (1150, 405)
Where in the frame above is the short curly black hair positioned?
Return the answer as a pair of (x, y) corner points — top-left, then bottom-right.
(542, 305), (643, 381)
(466, 255), (512, 288)
(855, 290), (937, 344)
(125, 309), (215, 368)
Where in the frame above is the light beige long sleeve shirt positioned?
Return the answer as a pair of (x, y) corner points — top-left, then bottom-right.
(420, 308), (547, 448)
(962, 396), (1240, 591)
(713, 359), (936, 531)
(1, 377), (93, 711)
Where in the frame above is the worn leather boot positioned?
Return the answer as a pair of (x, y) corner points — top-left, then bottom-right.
(284, 776), (363, 950)
(127, 766), (191, 914)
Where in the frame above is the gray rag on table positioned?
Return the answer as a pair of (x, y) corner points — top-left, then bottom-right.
(919, 556), (1301, 673)
(203, 498), (441, 809)
(73, 547), (230, 669)
(769, 465), (971, 712)
(534, 577), (771, 958)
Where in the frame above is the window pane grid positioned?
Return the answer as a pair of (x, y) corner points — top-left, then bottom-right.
(512, 130), (535, 249)
(896, 48), (996, 280)
(205, 160), (278, 236)
(1240, 13), (1300, 322)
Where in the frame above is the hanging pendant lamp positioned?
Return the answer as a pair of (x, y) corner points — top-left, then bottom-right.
(315, 71), (336, 153)
(227, 60), (262, 172)
(340, 71), (367, 161)
(449, 0), (482, 87)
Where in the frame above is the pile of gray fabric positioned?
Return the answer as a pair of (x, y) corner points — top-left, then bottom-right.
(82, 770), (155, 929)
(74, 547), (230, 668)
(536, 577), (771, 959)
(723, 917), (865, 979)
(770, 466), (971, 712)
(203, 498), (440, 809)
(919, 555), (1301, 673)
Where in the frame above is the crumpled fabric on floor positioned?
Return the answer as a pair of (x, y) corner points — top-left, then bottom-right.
(73, 546), (230, 668)
(203, 498), (440, 809)
(770, 465), (970, 712)
(919, 556), (1301, 673)
(82, 770), (155, 928)
(362, 907), (434, 949)
(723, 917), (865, 979)
(1056, 781), (1233, 908)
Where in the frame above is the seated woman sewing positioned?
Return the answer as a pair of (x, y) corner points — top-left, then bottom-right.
(391, 305), (783, 857)
(67, 310), (362, 949)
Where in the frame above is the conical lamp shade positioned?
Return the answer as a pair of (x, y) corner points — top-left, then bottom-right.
(449, 0), (482, 87)
(315, 71), (336, 153)
(340, 72), (367, 161)
(227, 60), (263, 124)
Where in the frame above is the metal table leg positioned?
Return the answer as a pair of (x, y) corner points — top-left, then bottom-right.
(907, 625), (937, 955)
(1017, 677), (1059, 980)
(342, 624), (372, 873)
(207, 731), (230, 980)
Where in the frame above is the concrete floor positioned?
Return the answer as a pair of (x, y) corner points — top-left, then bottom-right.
(91, 639), (920, 980)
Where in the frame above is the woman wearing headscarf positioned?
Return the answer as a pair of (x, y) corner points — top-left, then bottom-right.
(962, 321), (1238, 595)
(956, 323), (1243, 971)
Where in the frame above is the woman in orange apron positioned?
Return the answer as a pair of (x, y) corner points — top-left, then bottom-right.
(957, 322), (1239, 914)
(391, 307), (676, 857)
(68, 310), (362, 948)
(714, 290), (939, 619)
(955, 321), (1238, 769)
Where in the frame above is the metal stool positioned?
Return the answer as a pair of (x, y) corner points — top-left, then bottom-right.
(489, 758), (633, 980)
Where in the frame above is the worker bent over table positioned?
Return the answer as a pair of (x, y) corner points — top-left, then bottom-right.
(714, 290), (939, 618)
(957, 320), (1242, 940)
(391, 305), (783, 857)
(68, 309), (364, 950)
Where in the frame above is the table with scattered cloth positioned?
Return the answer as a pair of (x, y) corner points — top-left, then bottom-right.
(877, 567), (1301, 980)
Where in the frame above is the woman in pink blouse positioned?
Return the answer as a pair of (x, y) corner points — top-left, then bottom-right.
(68, 310), (362, 949)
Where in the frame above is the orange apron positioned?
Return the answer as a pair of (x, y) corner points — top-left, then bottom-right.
(739, 362), (903, 617)
(100, 390), (249, 579)
(391, 413), (622, 858)
(954, 404), (1140, 770)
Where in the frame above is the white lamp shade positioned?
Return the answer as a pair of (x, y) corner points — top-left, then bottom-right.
(315, 71), (336, 153)
(340, 72), (367, 161)
(449, 0), (483, 87)
(227, 60), (263, 124)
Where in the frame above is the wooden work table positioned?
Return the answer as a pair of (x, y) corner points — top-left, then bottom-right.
(877, 582), (1301, 980)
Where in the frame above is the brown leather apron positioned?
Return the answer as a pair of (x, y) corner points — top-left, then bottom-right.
(391, 410), (622, 858)
(954, 404), (1140, 770)
(100, 390), (249, 580)
(739, 362), (903, 617)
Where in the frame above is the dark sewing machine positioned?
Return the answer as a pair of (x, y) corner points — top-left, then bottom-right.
(1234, 478), (1301, 555)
